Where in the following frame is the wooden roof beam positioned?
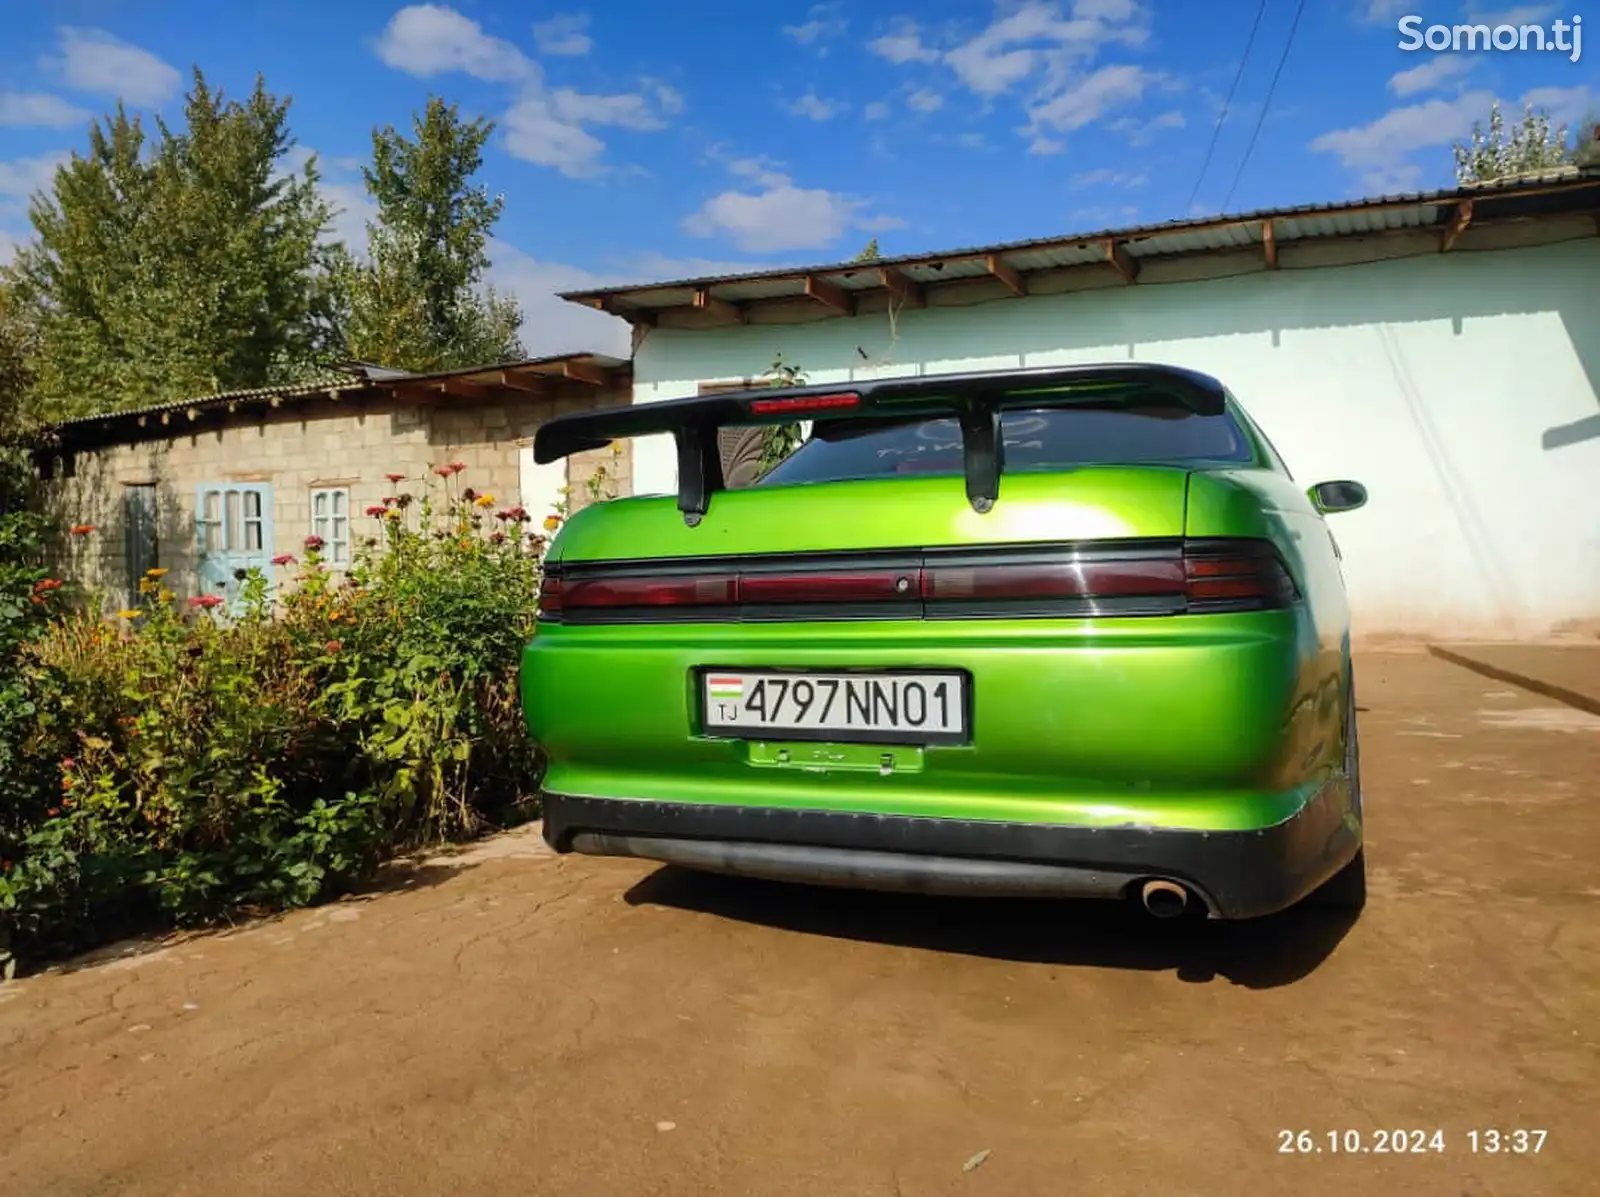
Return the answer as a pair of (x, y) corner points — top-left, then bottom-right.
(1262, 220), (1278, 269)
(497, 369), (549, 393)
(438, 378), (493, 400)
(879, 266), (925, 309)
(1441, 199), (1474, 252)
(804, 275), (855, 316)
(1105, 239), (1139, 284)
(986, 254), (1028, 297)
(693, 288), (746, 324)
(562, 359), (617, 388)
(597, 296), (657, 326)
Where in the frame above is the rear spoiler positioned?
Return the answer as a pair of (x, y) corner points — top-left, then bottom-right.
(534, 362), (1227, 525)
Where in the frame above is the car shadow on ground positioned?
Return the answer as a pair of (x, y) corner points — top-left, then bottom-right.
(625, 867), (1357, 989)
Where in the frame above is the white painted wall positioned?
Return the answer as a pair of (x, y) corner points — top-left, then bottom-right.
(627, 238), (1600, 639)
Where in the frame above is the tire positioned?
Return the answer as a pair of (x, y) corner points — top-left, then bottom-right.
(1305, 668), (1367, 912)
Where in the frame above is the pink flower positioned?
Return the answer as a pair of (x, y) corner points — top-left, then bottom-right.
(271, 553), (296, 567)
(365, 505), (388, 517)
(385, 473), (405, 484)
(448, 460), (467, 474)
(304, 535), (325, 550)
(187, 594), (224, 610)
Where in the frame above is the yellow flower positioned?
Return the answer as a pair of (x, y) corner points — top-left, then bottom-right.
(117, 609), (142, 620)
(157, 588), (175, 602)
(384, 508), (402, 520)
(138, 579), (156, 595)
(542, 514), (562, 532)
(145, 567), (168, 578)
(474, 493), (495, 508)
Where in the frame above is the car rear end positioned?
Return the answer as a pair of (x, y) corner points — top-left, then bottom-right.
(521, 365), (1359, 918)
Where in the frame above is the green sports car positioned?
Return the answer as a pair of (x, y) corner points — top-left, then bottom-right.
(522, 363), (1369, 919)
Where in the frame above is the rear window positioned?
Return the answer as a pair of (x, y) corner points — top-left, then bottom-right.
(759, 401), (1255, 488)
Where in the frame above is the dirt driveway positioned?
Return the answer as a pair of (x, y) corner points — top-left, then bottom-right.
(2, 651), (1597, 1197)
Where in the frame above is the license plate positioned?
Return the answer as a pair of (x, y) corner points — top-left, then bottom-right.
(700, 670), (969, 744)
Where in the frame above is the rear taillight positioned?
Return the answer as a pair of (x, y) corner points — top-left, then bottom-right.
(921, 560), (1185, 601)
(1183, 550), (1298, 605)
(537, 540), (1298, 621)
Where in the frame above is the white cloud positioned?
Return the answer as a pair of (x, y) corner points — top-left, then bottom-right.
(863, 100), (892, 121)
(942, 0), (1149, 97)
(48, 28), (181, 106)
(551, 88), (667, 131)
(1069, 167), (1147, 188)
(1522, 84), (1593, 127)
(1360, 0), (1409, 22)
(0, 91), (91, 129)
(906, 88), (944, 113)
(1310, 90), (1491, 189)
(503, 96), (607, 177)
(682, 156), (897, 253)
(486, 240), (632, 357)
(869, 3), (1154, 148)
(531, 13), (592, 56)
(784, 4), (848, 47)
(372, 6), (675, 177)
(1028, 135), (1065, 155)
(785, 89), (848, 121)
(868, 19), (940, 64)
(375, 4), (534, 81)
(1109, 108), (1184, 145)
(0, 152), (68, 201)
(1027, 63), (1155, 135)
(1388, 55), (1476, 98)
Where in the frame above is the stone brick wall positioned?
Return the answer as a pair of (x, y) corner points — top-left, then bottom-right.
(45, 388), (632, 606)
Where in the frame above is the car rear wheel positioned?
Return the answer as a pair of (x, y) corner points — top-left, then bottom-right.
(1305, 671), (1366, 912)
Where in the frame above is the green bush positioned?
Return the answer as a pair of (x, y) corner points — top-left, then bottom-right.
(0, 465), (557, 972)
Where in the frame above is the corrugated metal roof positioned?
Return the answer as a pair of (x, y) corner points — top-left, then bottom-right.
(563, 171), (1600, 311)
(33, 352), (634, 450)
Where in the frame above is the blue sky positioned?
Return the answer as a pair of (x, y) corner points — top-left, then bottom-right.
(1, 1), (1594, 355)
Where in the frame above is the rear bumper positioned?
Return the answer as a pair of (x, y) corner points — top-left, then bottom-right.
(541, 781), (1360, 920)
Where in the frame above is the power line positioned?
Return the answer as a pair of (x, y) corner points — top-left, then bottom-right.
(1185, 0), (1270, 215)
(1221, 0), (1308, 212)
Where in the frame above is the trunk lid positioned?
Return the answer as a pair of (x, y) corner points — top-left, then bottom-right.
(548, 466), (1192, 564)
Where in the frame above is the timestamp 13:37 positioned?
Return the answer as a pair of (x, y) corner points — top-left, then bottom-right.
(1278, 1129), (1548, 1155)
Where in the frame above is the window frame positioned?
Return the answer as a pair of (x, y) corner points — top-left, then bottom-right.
(310, 486), (352, 568)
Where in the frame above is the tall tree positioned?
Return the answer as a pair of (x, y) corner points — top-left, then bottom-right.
(1453, 101), (1575, 185)
(0, 282), (32, 440)
(339, 97), (523, 371)
(852, 237), (882, 262)
(5, 72), (340, 418)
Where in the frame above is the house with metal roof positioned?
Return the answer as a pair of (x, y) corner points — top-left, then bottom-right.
(558, 170), (1600, 640)
(34, 354), (631, 610)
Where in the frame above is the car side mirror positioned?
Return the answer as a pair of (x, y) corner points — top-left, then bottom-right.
(1309, 480), (1368, 515)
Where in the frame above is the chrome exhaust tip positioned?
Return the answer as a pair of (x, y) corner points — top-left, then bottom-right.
(1139, 878), (1190, 919)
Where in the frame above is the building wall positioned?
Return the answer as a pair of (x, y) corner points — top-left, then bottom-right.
(47, 390), (632, 606)
(627, 235), (1600, 640)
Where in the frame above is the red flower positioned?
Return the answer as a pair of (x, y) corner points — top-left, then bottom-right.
(365, 505), (388, 517)
(271, 553), (296, 566)
(490, 531), (506, 544)
(449, 461), (467, 474)
(507, 506), (528, 523)
(47, 807), (60, 817)
(385, 473), (406, 484)
(187, 594), (224, 609)
(304, 535), (326, 550)
(69, 524), (96, 536)
(462, 487), (478, 502)
(1, 860), (10, 872)
(324, 639), (342, 654)
(33, 578), (62, 592)
(433, 465), (453, 478)
(61, 758), (75, 769)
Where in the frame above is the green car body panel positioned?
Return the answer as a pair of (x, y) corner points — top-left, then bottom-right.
(521, 369), (1366, 918)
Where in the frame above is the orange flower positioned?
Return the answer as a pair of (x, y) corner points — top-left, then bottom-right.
(69, 524), (96, 536)
(542, 514), (562, 532)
